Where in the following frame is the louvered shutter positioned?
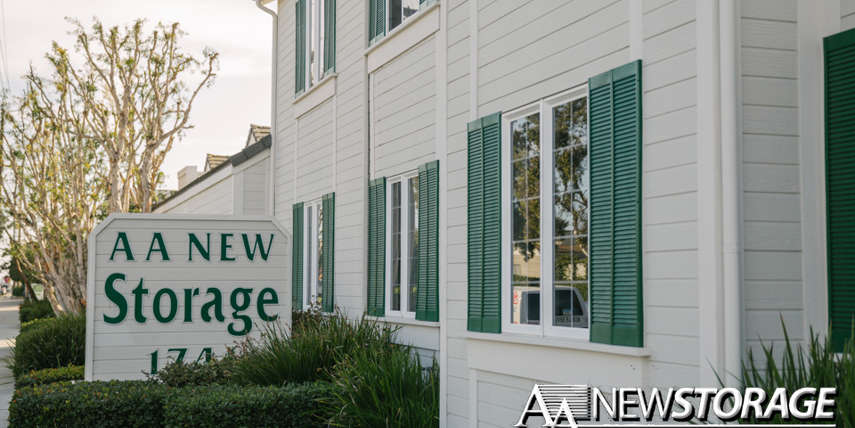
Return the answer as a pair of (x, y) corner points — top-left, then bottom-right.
(367, 178), (386, 316)
(588, 60), (643, 348)
(295, 0), (306, 94)
(467, 113), (502, 333)
(369, 0), (385, 42)
(417, 160), (440, 322)
(825, 28), (855, 351)
(323, 0), (335, 74)
(321, 193), (335, 313)
(292, 202), (304, 311)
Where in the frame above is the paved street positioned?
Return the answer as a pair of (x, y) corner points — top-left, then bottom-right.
(0, 297), (21, 427)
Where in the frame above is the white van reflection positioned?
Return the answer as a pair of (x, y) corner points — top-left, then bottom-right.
(513, 287), (588, 327)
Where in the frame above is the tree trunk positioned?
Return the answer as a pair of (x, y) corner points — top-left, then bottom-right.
(24, 281), (35, 302)
(108, 157), (122, 213)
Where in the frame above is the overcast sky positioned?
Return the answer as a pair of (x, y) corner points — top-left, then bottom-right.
(3, 0), (272, 189)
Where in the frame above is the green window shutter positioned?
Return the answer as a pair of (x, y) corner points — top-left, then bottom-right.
(369, 0), (385, 42)
(367, 178), (386, 316)
(323, 0), (336, 74)
(416, 160), (440, 322)
(824, 28), (855, 352)
(295, 0), (306, 94)
(292, 202), (304, 311)
(588, 60), (643, 348)
(467, 113), (502, 333)
(321, 193), (335, 313)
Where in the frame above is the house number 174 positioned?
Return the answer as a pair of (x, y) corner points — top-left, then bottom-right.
(149, 347), (213, 374)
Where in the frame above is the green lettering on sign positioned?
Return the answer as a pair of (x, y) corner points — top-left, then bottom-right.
(146, 232), (170, 261)
(110, 232), (134, 261)
(103, 273), (127, 324)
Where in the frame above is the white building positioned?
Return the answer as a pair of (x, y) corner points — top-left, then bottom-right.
(155, 126), (271, 216)
(243, 0), (854, 425)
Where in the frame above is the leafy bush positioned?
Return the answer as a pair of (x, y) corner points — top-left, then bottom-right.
(18, 299), (54, 323)
(11, 284), (24, 297)
(330, 345), (439, 428)
(9, 380), (167, 428)
(232, 309), (397, 385)
(10, 380), (336, 428)
(15, 365), (84, 389)
(163, 382), (336, 427)
(19, 317), (52, 333)
(10, 313), (85, 378)
(150, 357), (236, 387)
(740, 320), (855, 427)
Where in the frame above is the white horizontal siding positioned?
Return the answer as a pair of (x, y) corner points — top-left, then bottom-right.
(739, 0), (804, 358)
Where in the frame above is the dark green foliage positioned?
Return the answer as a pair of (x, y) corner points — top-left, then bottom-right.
(9, 381), (167, 428)
(739, 320), (855, 427)
(10, 314), (85, 378)
(18, 299), (54, 323)
(19, 317), (52, 333)
(150, 357), (236, 387)
(9, 380), (336, 428)
(15, 365), (84, 389)
(163, 382), (336, 427)
(11, 284), (24, 297)
(232, 309), (397, 385)
(330, 346), (439, 428)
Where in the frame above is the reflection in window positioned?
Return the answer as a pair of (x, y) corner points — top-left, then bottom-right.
(511, 113), (541, 325)
(391, 181), (402, 311)
(407, 177), (419, 313)
(389, 0), (420, 32)
(552, 97), (588, 328)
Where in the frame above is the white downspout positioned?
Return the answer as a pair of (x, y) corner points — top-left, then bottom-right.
(720, 0), (742, 387)
(255, 0), (278, 217)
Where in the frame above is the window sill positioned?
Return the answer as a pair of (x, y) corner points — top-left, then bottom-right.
(293, 72), (337, 118)
(465, 331), (651, 358)
(367, 315), (440, 329)
(364, 1), (440, 73)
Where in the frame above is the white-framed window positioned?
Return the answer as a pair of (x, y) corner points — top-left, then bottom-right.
(301, 0), (327, 89)
(385, 172), (420, 317)
(501, 86), (589, 338)
(304, 199), (325, 307)
(388, 0), (420, 33)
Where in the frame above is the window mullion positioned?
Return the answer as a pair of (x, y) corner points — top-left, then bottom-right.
(540, 101), (552, 336)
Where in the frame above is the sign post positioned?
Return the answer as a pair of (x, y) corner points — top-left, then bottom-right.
(84, 214), (290, 380)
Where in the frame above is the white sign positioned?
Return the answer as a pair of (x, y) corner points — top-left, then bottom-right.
(84, 214), (290, 380)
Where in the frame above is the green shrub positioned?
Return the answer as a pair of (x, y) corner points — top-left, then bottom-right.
(15, 365), (84, 389)
(18, 299), (54, 323)
(19, 317), (52, 333)
(232, 309), (398, 385)
(151, 357), (236, 387)
(11, 284), (24, 297)
(163, 382), (336, 427)
(330, 345), (439, 428)
(739, 320), (855, 427)
(10, 313), (85, 378)
(9, 380), (167, 428)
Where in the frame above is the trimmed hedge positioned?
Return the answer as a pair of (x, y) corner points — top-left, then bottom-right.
(15, 365), (84, 389)
(10, 314), (85, 378)
(18, 299), (54, 323)
(164, 382), (336, 427)
(9, 381), (167, 428)
(11, 284), (24, 297)
(9, 381), (336, 428)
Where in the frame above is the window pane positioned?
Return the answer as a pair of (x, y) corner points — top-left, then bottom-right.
(391, 182), (402, 311)
(317, 205), (324, 306)
(390, 0), (420, 31)
(552, 97), (588, 329)
(510, 113), (541, 325)
(407, 177), (419, 313)
(309, 0), (319, 86)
